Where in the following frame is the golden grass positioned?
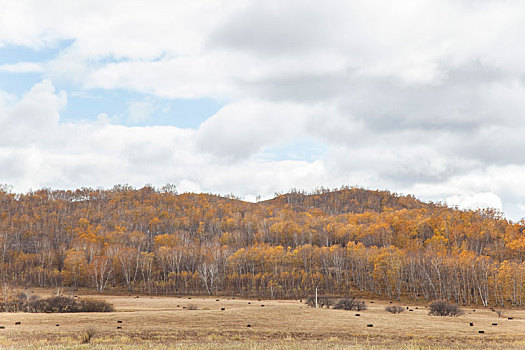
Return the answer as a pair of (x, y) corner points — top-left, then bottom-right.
(1, 291), (525, 349)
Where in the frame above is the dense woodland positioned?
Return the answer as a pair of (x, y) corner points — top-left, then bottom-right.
(0, 185), (524, 307)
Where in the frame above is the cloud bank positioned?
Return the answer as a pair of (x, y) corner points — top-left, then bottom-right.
(1, 0), (525, 220)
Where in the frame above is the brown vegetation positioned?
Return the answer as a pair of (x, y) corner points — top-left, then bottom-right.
(428, 300), (463, 317)
(0, 186), (524, 306)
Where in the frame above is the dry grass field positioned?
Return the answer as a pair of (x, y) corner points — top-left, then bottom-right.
(1, 291), (525, 349)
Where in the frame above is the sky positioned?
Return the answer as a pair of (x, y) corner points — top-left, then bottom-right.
(0, 0), (524, 221)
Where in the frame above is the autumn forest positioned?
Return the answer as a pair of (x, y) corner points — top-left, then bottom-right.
(1, 185), (524, 307)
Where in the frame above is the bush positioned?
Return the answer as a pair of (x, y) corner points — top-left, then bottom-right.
(78, 299), (114, 312)
(0, 294), (113, 313)
(81, 326), (97, 344)
(333, 298), (366, 311)
(385, 305), (405, 314)
(428, 300), (463, 317)
(306, 295), (334, 308)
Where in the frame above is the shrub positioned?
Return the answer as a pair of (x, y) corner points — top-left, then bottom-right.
(333, 297), (366, 311)
(81, 326), (97, 344)
(78, 299), (114, 312)
(306, 295), (334, 308)
(385, 305), (405, 314)
(0, 294), (113, 313)
(428, 300), (463, 317)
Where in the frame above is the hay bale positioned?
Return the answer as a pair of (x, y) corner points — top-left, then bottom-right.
(15, 322), (21, 325)
(216, 299), (220, 301)
(247, 324), (251, 327)
(478, 330), (484, 334)
(248, 302), (251, 304)
(0, 326), (5, 329)
(56, 324), (60, 327)
(221, 307), (225, 311)
(469, 322), (474, 326)
(117, 320), (123, 323)
(261, 305), (265, 307)
(117, 326), (122, 329)
(508, 317), (513, 320)
(355, 313), (360, 316)
(492, 323), (498, 326)
(367, 324), (373, 327)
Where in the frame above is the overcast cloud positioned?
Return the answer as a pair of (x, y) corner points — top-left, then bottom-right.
(0, 0), (524, 220)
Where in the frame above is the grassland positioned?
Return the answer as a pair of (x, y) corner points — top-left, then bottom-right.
(1, 291), (525, 349)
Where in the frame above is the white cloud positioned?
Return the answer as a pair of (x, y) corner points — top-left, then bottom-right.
(0, 62), (44, 73)
(446, 192), (503, 212)
(1, 1), (525, 220)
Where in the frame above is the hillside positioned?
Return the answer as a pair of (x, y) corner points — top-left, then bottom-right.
(0, 185), (523, 306)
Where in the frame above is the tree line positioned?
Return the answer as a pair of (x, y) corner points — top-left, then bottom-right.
(0, 185), (524, 306)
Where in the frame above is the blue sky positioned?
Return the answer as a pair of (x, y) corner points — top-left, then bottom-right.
(0, 0), (524, 221)
(0, 43), (224, 128)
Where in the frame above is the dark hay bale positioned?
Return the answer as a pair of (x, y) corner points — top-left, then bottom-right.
(117, 326), (122, 329)
(216, 299), (219, 301)
(492, 323), (498, 326)
(117, 321), (123, 323)
(367, 324), (373, 327)
(221, 308), (225, 311)
(469, 322), (474, 326)
(370, 301), (374, 304)
(478, 331), (484, 334)
(409, 309), (414, 312)
(15, 322), (21, 325)
(188, 297), (191, 299)
(508, 317), (513, 320)
(0, 326), (4, 329)
(415, 307), (418, 309)
(183, 307), (186, 309)
(247, 324), (251, 327)
(406, 306), (409, 309)
(389, 301), (393, 304)
(248, 302), (251, 304)
(56, 324), (59, 327)
(355, 313), (360, 316)
(135, 296), (139, 298)
(258, 299), (261, 301)
(261, 305), (265, 307)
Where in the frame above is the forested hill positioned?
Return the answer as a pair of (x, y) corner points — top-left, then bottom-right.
(0, 185), (524, 307)
(265, 188), (430, 214)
